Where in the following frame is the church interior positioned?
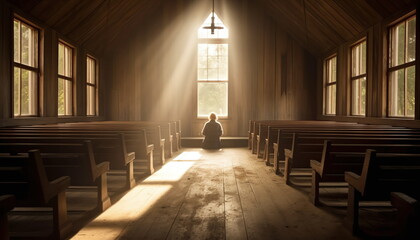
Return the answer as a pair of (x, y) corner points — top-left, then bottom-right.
(0, 0), (419, 239)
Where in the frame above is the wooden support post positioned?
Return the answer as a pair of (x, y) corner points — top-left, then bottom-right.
(96, 173), (111, 212)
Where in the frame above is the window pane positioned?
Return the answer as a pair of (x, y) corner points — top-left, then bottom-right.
(391, 22), (406, 67)
(20, 69), (37, 116)
(14, 20), (20, 63)
(326, 84), (336, 115)
(58, 78), (65, 116)
(198, 82), (227, 117)
(87, 86), (96, 116)
(14, 67), (20, 116)
(407, 17), (416, 63)
(389, 69), (405, 116)
(327, 57), (336, 83)
(197, 44), (228, 81)
(406, 66), (415, 116)
(58, 43), (65, 76)
(351, 77), (366, 116)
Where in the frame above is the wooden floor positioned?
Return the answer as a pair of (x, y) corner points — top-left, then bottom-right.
(69, 148), (364, 240)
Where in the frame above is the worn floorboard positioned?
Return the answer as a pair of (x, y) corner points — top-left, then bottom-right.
(69, 148), (362, 240)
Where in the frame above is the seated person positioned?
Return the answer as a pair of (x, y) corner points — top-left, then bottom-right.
(201, 112), (223, 149)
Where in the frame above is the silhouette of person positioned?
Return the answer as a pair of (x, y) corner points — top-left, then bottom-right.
(201, 112), (223, 149)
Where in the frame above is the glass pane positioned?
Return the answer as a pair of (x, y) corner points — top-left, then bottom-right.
(391, 22), (406, 67)
(64, 80), (72, 115)
(198, 12), (228, 39)
(198, 82), (228, 117)
(13, 67), (20, 116)
(20, 69), (37, 116)
(327, 57), (336, 83)
(389, 69), (405, 116)
(58, 43), (65, 76)
(21, 24), (30, 66)
(360, 41), (366, 75)
(14, 20), (20, 63)
(407, 17), (416, 63)
(406, 66), (415, 117)
(351, 77), (366, 116)
(65, 46), (72, 77)
(87, 86), (96, 116)
(87, 57), (96, 84)
(58, 78), (65, 116)
(325, 84), (336, 115)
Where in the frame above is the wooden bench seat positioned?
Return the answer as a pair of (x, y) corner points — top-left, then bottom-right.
(0, 141), (111, 212)
(0, 134), (137, 189)
(345, 150), (420, 235)
(0, 129), (154, 176)
(310, 140), (420, 205)
(0, 195), (15, 240)
(283, 133), (420, 185)
(0, 150), (71, 239)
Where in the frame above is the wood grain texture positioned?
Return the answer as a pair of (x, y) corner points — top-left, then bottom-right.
(72, 148), (358, 240)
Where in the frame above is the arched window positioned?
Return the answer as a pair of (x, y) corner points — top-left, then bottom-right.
(197, 12), (228, 117)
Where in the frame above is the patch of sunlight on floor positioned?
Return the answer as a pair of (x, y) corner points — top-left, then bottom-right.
(71, 150), (200, 240)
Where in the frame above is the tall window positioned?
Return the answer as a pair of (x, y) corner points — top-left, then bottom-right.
(388, 15), (416, 117)
(58, 41), (73, 116)
(197, 13), (228, 117)
(86, 56), (97, 116)
(324, 56), (337, 115)
(351, 40), (367, 116)
(13, 18), (39, 117)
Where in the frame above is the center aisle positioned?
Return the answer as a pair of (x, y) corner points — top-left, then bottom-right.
(72, 148), (357, 240)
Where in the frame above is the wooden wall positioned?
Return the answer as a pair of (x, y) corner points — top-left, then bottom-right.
(0, 1), (106, 127)
(104, 0), (317, 136)
(317, 6), (420, 128)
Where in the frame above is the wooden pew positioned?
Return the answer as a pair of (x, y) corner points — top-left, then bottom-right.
(0, 195), (15, 240)
(0, 141), (111, 212)
(0, 128), (154, 176)
(0, 150), (71, 239)
(0, 134), (137, 189)
(390, 192), (420, 239)
(310, 140), (420, 205)
(267, 125), (415, 167)
(345, 150), (420, 235)
(283, 133), (420, 185)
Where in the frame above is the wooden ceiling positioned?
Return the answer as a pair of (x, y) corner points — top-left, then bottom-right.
(5, 0), (418, 57)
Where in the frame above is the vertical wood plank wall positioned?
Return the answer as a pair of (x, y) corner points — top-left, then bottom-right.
(103, 0), (317, 136)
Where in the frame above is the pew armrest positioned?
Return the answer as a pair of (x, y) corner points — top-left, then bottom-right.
(93, 162), (110, 180)
(147, 144), (154, 154)
(47, 176), (71, 201)
(284, 149), (292, 159)
(160, 139), (165, 147)
(391, 192), (418, 213)
(344, 171), (363, 193)
(0, 195), (16, 213)
(126, 151), (136, 164)
(310, 160), (322, 175)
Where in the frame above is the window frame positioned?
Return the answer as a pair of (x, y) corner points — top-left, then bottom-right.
(324, 55), (337, 115)
(13, 17), (40, 117)
(350, 39), (367, 116)
(57, 40), (74, 116)
(86, 55), (98, 116)
(387, 14), (416, 118)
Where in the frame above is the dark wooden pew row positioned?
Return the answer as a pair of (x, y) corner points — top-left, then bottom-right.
(345, 150), (420, 235)
(390, 192), (420, 239)
(0, 150), (71, 239)
(0, 127), (155, 174)
(0, 141), (111, 212)
(0, 134), (137, 189)
(267, 126), (420, 167)
(10, 121), (167, 165)
(253, 120), (390, 158)
(310, 140), (420, 205)
(0, 195), (15, 240)
(272, 128), (420, 174)
(65, 121), (175, 158)
(283, 134), (420, 185)
(252, 120), (361, 157)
